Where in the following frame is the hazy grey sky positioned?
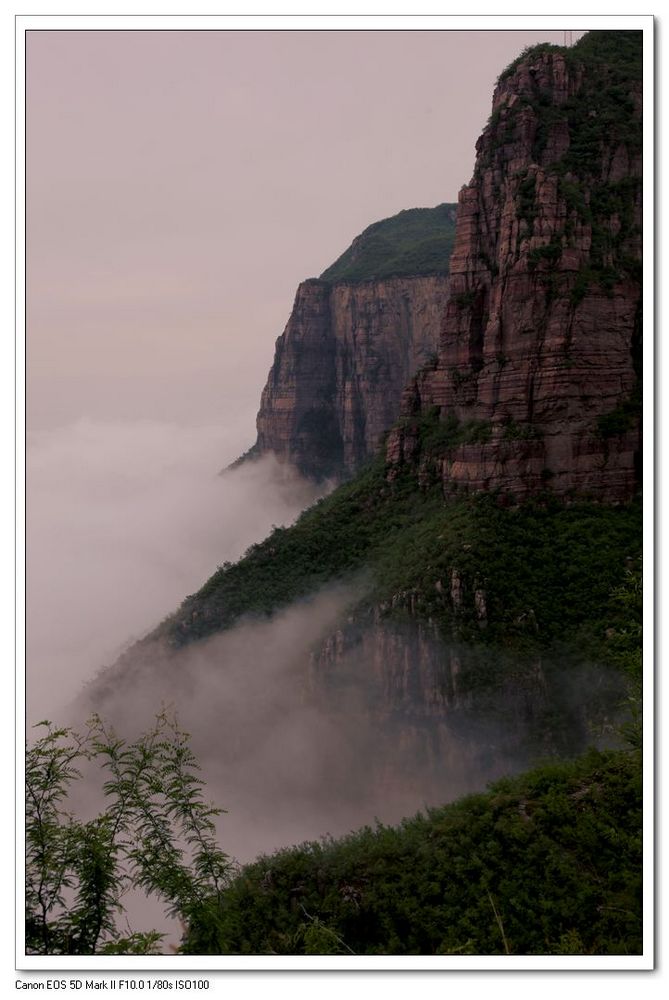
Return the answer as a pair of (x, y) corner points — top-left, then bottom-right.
(27, 29), (580, 436)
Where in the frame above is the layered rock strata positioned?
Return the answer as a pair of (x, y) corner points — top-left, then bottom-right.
(387, 36), (642, 502)
(254, 275), (449, 481)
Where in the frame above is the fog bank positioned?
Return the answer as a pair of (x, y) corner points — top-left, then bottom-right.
(78, 583), (625, 871)
(27, 418), (321, 722)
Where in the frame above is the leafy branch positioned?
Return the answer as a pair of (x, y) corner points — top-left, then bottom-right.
(25, 712), (232, 955)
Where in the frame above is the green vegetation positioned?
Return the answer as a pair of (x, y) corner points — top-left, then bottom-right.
(320, 204), (457, 284)
(606, 559), (642, 750)
(501, 416), (543, 441)
(369, 490), (641, 652)
(497, 31), (641, 88)
(225, 441), (260, 472)
(452, 289), (478, 309)
(528, 240), (563, 269)
(26, 714), (231, 955)
(184, 747), (641, 955)
(157, 406), (641, 653)
(597, 388), (642, 439)
(486, 32), (642, 301)
(497, 42), (561, 84)
(403, 406), (492, 451)
(516, 172), (538, 232)
(572, 29), (643, 79)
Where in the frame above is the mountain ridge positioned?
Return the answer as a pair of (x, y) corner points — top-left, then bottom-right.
(82, 31), (645, 957)
(387, 30), (642, 502)
(237, 204), (457, 481)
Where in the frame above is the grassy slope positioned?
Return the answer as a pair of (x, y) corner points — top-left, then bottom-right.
(319, 204), (457, 283)
(185, 747), (642, 955)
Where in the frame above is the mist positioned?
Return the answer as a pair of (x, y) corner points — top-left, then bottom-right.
(75, 583), (625, 871)
(30, 463), (625, 950)
(26, 417), (322, 723)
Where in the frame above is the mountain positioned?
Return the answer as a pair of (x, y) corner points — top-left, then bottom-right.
(84, 31), (644, 956)
(126, 30), (642, 654)
(387, 30), (641, 501)
(241, 205), (456, 481)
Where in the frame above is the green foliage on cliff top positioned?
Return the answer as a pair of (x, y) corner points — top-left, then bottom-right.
(496, 31), (642, 176)
(489, 30), (642, 305)
(319, 204), (457, 284)
(493, 31), (642, 177)
(184, 746), (641, 955)
(496, 29), (642, 86)
(571, 29), (643, 80)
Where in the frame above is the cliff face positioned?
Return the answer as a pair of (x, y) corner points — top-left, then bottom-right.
(387, 33), (642, 502)
(304, 607), (625, 798)
(255, 275), (449, 481)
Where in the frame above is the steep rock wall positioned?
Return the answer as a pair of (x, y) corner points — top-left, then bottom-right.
(305, 605), (623, 798)
(254, 275), (449, 481)
(387, 35), (642, 501)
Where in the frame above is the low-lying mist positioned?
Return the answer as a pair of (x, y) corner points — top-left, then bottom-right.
(78, 585), (374, 863)
(27, 418), (627, 951)
(76, 584), (625, 872)
(27, 418), (321, 723)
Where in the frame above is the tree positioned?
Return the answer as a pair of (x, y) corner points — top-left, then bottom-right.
(606, 557), (642, 751)
(25, 712), (232, 955)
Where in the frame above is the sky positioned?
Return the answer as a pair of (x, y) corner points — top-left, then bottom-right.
(26, 28), (582, 436)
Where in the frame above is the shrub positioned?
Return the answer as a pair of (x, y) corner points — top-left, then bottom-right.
(25, 713), (231, 955)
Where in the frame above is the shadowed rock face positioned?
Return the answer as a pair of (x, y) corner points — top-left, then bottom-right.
(387, 38), (642, 502)
(254, 275), (450, 481)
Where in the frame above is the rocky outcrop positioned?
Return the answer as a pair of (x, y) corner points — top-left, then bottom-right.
(305, 607), (624, 795)
(387, 33), (642, 502)
(254, 275), (449, 481)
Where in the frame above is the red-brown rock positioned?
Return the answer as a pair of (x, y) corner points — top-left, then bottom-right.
(254, 275), (449, 481)
(387, 40), (642, 503)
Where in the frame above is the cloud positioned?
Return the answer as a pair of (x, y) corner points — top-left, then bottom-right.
(26, 419), (625, 950)
(27, 418), (321, 722)
(76, 587), (616, 870)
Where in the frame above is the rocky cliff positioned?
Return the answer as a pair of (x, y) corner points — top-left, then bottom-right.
(387, 31), (642, 502)
(306, 609), (625, 792)
(254, 275), (449, 481)
(243, 204), (456, 481)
